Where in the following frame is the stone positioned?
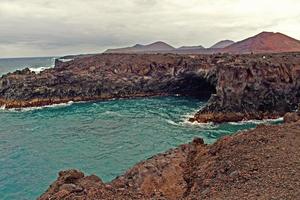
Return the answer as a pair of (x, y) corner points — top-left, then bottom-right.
(0, 53), (299, 123)
(38, 121), (300, 200)
(284, 112), (300, 123)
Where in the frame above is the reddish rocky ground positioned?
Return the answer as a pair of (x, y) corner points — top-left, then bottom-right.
(39, 114), (300, 200)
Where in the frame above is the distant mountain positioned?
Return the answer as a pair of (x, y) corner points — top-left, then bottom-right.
(173, 45), (209, 54)
(104, 41), (175, 53)
(177, 45), (205, 50)
(210, 40), (235, 49)
(104, 32), (300, 55)
(223, 32), (300, 54)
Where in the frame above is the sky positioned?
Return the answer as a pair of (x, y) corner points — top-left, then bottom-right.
(0, 0), (299, 58)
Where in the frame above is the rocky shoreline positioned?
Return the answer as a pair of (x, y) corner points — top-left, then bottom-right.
(0, 53), (299, 123)
(38, 113), (300, 200)
(1, 53), (299, 199)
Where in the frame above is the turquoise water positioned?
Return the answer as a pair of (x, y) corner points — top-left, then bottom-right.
(0, 58), (282, 200)
(0, 57), (55, 75)
(0, 97), (281, 200)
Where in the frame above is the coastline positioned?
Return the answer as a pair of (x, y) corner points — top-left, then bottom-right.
(38, 118), (300, 200)
(0, 53), (299, 199)
(0, 53), (299, 123)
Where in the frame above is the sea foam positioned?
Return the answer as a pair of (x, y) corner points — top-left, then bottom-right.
(0, 101), (74, 112)
(29, 66), (53, 74)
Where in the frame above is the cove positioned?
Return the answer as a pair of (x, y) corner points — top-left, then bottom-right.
(0, 96), (281, 200)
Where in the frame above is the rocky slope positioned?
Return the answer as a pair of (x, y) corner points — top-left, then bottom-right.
(38, 117), (300, 200)
(0, 53), (299, 123)
(223, 32), (300, 54)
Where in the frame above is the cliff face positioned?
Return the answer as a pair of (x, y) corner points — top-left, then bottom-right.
(192, 53), (300, 122)
(0, 53), (299, 122)
(0, 54), (217, 108)
(38, 120), (300, 200)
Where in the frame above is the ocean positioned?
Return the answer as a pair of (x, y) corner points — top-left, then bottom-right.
(0, 57), (282, 200)
(0, 57), (56, 76)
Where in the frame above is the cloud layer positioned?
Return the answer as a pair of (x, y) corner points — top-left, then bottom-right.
(0, 0), (299, 57)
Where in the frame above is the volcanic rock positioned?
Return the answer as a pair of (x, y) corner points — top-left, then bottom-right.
(284, 112), (300, 123)
(0, 53), (300, 123)
(38, 120), (300, 199)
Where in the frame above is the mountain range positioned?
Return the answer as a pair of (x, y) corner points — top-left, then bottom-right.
(104, 32), (300, 54)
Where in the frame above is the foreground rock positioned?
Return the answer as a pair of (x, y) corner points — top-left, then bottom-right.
(0, 53), (299, 123)
(39, 120), (300, 200)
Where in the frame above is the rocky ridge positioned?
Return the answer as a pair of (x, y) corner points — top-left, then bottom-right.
(38, 118), (300, 200)
(0, 53), (299, 123)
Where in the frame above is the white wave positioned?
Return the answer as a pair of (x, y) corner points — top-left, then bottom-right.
(228, 117), (283, 125)
(58, 58), (73, 63)
(181, 111), (283, 127)
(175, 110), (218, 128)
(102, 111), (122, 116)
(29, 66), (53, 74)
(166, 119), (180, 126)
(181, 119), (217, 128)
(0, 101), (74, 112)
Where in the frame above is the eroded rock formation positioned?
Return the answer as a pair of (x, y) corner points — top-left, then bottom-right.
(0, 53), (217, 109)
(38, 120), (300, 200)
(191, 53), (300, 122)
(0, 53), (299, 123)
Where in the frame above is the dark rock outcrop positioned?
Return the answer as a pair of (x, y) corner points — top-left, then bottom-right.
(39, 121), (300, 200)
(191, 53), (300, 122)
(0, 53), (217, 108)
(0, 53), (300, 123)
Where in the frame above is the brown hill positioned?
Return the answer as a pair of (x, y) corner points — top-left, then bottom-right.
(104, 41), (175, 53)
(210, 40), (235, 49)
(223, 32), (300, 54)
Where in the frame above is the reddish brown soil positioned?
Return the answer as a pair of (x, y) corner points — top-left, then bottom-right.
(39, 119), (300, 200)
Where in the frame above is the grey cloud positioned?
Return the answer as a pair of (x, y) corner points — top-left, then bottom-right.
(0, 0), (299, 57)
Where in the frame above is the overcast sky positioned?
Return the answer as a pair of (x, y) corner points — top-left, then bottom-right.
(0, 0), (299, 58)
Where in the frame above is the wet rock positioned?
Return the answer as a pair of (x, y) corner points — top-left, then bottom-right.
(58, 169), (84, 182)
(284, 112), (300, 123)
(192, 137), (205, 145)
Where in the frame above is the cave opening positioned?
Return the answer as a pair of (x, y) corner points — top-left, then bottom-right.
(172, 73), (217, 100)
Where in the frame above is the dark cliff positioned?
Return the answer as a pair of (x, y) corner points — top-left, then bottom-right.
(0, 53), (299, 123)
(192, 53), (300, 122)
